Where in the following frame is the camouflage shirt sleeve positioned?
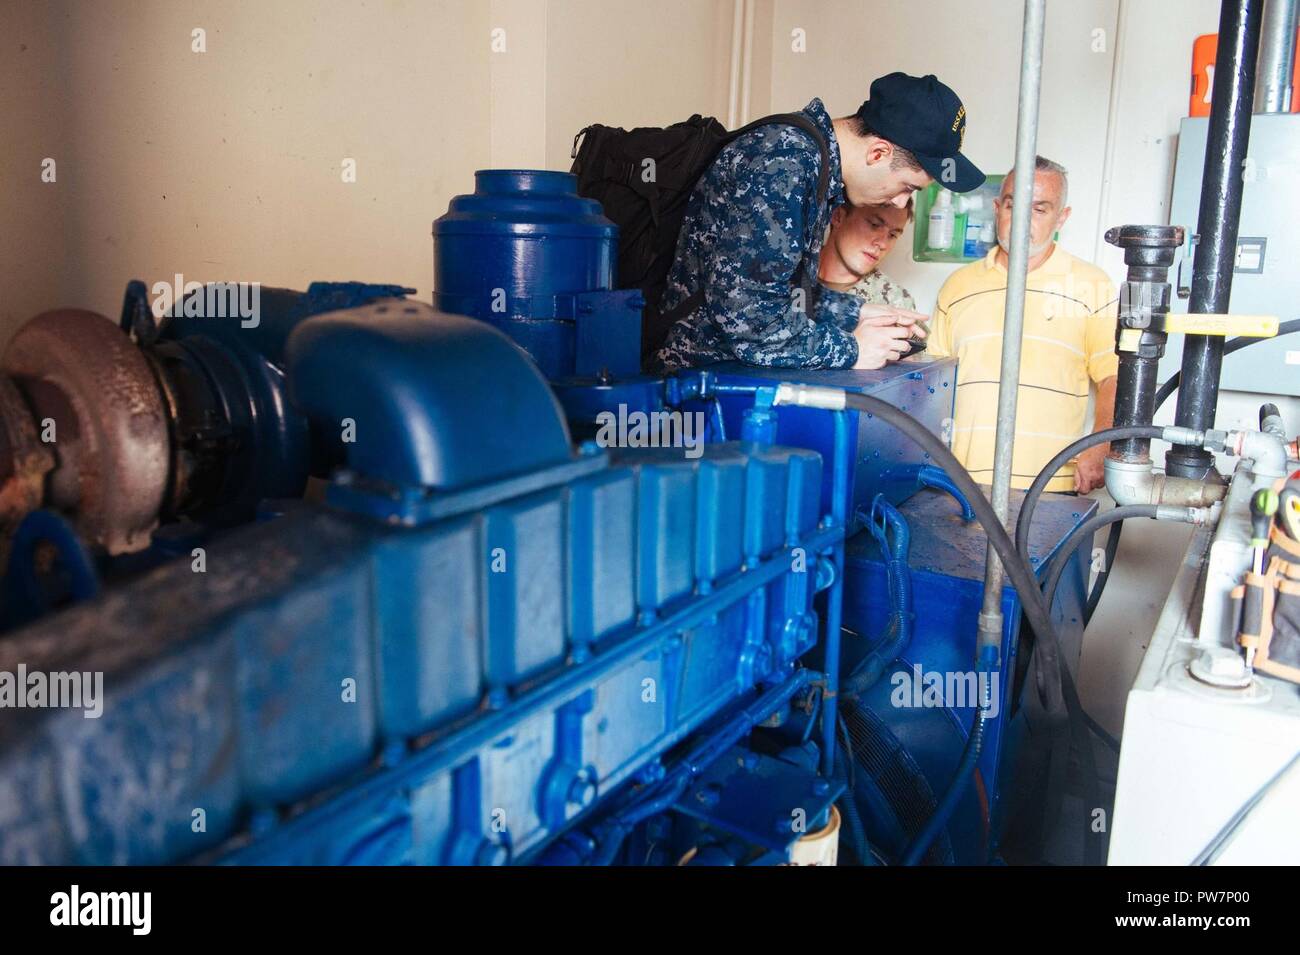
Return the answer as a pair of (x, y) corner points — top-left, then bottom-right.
(688, 141), (861, 369)
(850, 271), (917, 311)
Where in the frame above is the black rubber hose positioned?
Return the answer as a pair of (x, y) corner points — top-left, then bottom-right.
(1013, 425), (1164, 563)
(1044, 509), (1142, 754)
(1024, 505), (1154, 844)
(1083, 520), (1122, 626)
(1041, 505), (1160, 641)
(840, 394), (1102, 862)
(1037, 505), (1160, 758)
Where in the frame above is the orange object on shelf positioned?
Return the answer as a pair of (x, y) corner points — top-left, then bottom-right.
(1191, 30), (1300, 116)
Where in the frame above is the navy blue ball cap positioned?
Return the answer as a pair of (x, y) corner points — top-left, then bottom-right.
(856, 72), (985, 193)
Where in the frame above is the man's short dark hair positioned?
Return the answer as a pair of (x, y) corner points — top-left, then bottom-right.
(839, 195), (915, 225)
(848, 116), (924, 173)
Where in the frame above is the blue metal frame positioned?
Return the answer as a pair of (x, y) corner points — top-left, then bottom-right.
(706, 359), (958, 525)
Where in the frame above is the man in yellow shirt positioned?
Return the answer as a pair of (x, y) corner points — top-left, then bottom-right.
(927, 156), (1118, 493)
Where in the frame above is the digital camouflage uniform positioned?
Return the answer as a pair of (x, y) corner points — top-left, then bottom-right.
(838, 270), (916, 312)
(654, 98), (863, 371)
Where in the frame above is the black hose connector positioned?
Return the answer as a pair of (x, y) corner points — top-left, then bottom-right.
(1104, 225), (1184, 463)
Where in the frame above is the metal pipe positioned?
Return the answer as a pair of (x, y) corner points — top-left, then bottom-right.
(727, 0), (744, 129)
(819, 409), (850, 778)
(977, 0), (1045, 654)
(1104, 458), (1230, 508)
(1255, 0), (1298, 113)
(1092, 0), (1129, 264)
(1169, 0), (1264, 479)
(1233, 428), (1290, 477)
(739, 0), (755, 125)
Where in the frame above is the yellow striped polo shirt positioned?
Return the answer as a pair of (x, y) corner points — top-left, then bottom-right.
(927, 245), (1119, 491)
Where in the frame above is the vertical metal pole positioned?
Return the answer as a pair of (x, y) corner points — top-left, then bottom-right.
(1255, 0), (1297, 113)
(977, 0), (1045, 654)
(1168, 0), (1263, 480)
(819, 409), (849, 778)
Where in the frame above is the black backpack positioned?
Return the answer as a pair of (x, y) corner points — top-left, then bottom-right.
(570, 112), (830, 365)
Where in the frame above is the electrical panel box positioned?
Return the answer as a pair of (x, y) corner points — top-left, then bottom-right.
(1162, 114), (1300, 397)
(912, 176), (1004, 264)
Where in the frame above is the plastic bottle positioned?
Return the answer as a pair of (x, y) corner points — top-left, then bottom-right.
(927, 189), (955, 250)
(956, 194), (986, 257)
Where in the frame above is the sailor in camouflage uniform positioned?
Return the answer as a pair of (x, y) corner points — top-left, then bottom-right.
(654, 72), (983, 372)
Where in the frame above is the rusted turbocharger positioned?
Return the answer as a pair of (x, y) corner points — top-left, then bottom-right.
(0, 309), (169, 554)
(0, 281), (413, 556)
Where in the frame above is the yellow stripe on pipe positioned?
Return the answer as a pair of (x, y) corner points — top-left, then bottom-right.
(1165, 314), (1280, 337)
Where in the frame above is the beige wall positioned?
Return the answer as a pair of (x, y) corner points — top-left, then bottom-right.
(1095, 0), (1222, 274)
(545, 0), (735, 170)
(0, 0), (1269, 340)
(0, 1), (76, 332)
(1, 0), (492, 332)
(766, 0), (1122, 309)
(0, 0), (736, 341)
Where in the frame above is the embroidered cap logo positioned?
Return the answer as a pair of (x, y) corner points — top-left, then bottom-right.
(952, 105), (967, 149)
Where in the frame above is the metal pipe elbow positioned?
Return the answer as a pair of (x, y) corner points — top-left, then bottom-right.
(1104, 457), (1228, 508)
(1231, 429), (1290, 479)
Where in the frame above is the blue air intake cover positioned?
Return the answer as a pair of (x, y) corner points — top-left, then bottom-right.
(286, 300), (572, 491)
(433, 170), (634, 378)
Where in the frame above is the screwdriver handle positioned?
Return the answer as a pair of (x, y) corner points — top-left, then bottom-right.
(1251, 488), (1279, 548)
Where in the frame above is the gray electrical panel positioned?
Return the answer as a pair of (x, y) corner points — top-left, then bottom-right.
(1162, 113), (1300, 396)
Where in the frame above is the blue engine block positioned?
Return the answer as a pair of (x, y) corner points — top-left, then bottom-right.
(0, 303), (843, 866)
(0, 168), (1096, 866)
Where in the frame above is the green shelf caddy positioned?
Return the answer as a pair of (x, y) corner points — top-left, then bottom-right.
(912, 175), (1005, 264)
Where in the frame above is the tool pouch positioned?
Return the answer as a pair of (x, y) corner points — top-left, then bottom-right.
(1234, 529), (1300, 683)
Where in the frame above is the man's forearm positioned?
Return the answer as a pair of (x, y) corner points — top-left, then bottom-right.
(1073, 375), (1119, 494)
(1092, 375), (1117, 436)
(716, 283), (861, 368)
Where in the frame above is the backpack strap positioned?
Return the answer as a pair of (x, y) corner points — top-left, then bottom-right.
(723, 112), (831, 209)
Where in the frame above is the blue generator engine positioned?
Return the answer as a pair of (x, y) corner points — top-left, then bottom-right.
(0, 169), (1095, 866)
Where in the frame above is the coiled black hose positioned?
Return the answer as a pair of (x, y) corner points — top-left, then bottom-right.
(1083, 519), (1122, 626)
